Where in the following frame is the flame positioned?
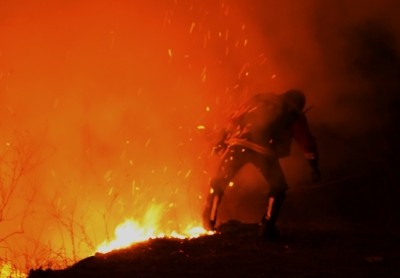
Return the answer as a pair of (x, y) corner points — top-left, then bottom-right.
(0, 262), (27, 278)
(96, 205), (214, 254)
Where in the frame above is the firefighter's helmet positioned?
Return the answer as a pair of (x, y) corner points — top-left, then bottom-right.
(282, 90), (306, 112)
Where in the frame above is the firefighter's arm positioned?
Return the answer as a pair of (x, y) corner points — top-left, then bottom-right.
(291, 115), (320, 182)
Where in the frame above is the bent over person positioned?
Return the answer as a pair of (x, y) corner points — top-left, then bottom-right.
(202, 90), (320, 240)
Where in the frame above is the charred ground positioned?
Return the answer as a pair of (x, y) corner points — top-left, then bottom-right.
(28, 221), (400, 278)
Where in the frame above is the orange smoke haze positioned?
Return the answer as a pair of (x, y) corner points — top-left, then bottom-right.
(1, 0), (400, 274)
(0, 0), (279, 272)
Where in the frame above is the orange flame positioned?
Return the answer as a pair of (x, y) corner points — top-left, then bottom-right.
(96, 205), (213, 254)
(0, 262), (27, 278)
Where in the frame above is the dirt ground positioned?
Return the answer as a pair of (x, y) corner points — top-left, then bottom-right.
(28, 221), (400, 278)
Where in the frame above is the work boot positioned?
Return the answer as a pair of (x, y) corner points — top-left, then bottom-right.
(259, 192), (286, 240)
(203, 218), (217, 231)
(258, 215), (280, 240)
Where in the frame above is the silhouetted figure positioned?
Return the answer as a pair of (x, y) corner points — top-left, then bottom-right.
(202, 90), (320, 240)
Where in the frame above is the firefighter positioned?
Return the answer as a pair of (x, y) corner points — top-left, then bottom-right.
(202, 89), (320, 240)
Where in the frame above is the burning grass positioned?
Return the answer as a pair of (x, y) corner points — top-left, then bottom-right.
(28, 221), (400, 278)
(95, 207), (214, 254)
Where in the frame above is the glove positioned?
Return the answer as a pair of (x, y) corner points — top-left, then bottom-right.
(307, 158), (320, 182)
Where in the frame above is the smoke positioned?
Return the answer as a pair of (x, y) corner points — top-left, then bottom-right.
(0, 0), (267, 269)
(1, 0), (400, 271)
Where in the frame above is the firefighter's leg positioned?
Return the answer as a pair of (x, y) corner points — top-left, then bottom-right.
(256, 155), (288, 240)
(259, 191), (286, 240)
(202, 146), (248, 230)
(202, 177), (226, 230)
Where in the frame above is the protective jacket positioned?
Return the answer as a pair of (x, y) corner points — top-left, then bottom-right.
(223, 92), (317, 160)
